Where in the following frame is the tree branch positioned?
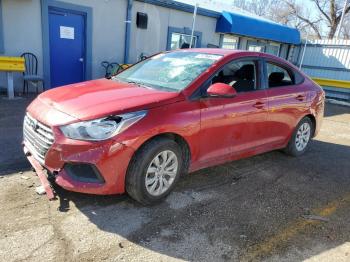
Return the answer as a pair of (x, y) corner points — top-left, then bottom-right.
(330, 0), (337, 25)
(285, 1), (323, 39)
(312, 0), (332, 24)
(295, 15), (323, 38)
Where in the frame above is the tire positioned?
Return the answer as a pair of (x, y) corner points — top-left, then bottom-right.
(284, 117), (313, 157)
(126, 137), (183, 205)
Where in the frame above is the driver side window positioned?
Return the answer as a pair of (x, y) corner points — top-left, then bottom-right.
(211, 60), (257, 93)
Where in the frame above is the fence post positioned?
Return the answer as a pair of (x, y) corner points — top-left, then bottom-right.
(299, 33), (309, 70)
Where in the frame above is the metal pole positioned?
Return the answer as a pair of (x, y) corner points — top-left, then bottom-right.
(7, 72), (14, 99)
(336, 0), (348, 39)
(190, 3), (198, 48)
(299, 32), (309, 70)
(124, 0), (133, 64)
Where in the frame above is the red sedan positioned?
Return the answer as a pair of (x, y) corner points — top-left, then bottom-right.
(23, 49), (325, 204)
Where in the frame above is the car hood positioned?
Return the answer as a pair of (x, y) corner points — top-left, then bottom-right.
(37, 79), (183, 120)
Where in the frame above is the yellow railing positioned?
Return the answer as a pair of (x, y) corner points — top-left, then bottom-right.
(0, 56), (25, 72)
(312, 77), (350, 89)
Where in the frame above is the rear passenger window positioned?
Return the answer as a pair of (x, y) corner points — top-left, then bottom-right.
(267, 63), (294, 88)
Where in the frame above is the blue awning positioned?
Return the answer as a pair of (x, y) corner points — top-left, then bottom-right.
(216, 11), (301, 45)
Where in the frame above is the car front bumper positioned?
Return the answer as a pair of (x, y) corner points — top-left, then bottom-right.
(23, 134), (136, 196)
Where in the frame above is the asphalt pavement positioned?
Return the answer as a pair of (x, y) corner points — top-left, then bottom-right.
(0, 96), (350, 261)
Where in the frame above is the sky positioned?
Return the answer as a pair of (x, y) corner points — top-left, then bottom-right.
(176, 0), (238, 13)
(175, 0), (275, 23)
(176, 0), (317, 20)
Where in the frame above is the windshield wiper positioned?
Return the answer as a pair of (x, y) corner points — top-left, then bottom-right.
(113, 77), (154, 90)
(125, 80), (153, 89)
(126, 80), (140, 85)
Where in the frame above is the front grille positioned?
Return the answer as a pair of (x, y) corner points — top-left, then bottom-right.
(23, 113), (54, 164)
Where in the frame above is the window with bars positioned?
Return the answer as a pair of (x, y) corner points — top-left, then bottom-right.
(221, 34), (239, 49)
(170, 33), (198, 50)
(247, 41), (265, 52)
(266, 43), (280, 56)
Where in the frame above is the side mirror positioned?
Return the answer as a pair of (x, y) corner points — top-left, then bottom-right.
(207, 83), (237, 98)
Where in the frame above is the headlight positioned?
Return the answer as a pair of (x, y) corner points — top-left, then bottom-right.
(60, 110), (147, 141)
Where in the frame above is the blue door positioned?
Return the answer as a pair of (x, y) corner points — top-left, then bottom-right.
(49, 9), (85, 88)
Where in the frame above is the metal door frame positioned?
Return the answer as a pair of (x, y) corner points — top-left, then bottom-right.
(41, 0), (92, 88)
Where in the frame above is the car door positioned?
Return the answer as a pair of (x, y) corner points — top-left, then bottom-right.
(197, 58), (269, 165)
(264, 59), (309, 145)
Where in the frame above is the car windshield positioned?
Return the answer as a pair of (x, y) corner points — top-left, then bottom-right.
(113, 52), (222, 92)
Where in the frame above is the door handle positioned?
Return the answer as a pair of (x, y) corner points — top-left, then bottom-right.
(253, 102), (265, 109)
(296, 94), (306, 101)
(79, 58), (84, 62)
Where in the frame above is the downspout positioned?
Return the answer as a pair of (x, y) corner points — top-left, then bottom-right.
(124, 0), (133, 64)
(219, 34), (224, 48)
(0, 0), (4, 53)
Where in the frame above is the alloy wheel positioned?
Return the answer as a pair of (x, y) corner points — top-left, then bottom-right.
(295, 122), (311, 151)
(145, 150), (178, 196)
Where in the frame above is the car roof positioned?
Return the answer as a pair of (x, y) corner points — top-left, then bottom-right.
(173, 48), (258, 55)
(165, 48), (300, 73)
(172, 48), (284, 61)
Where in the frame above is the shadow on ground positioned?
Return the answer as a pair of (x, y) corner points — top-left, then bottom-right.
(0, 95), (34, 175)
(53, 138), (350, 261)
(324, 102), (350, 117)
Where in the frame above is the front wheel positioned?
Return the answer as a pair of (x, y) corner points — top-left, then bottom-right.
(284, 117), (313, 157)
(126, 137), (183, 205)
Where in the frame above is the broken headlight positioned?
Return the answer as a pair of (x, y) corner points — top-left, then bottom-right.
(60, 110), (147, 141)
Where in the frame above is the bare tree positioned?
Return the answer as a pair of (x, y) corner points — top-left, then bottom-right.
(284, 0), (323, 39)
(342, 16), (350, 39)
(233, 0), (321, 38)
(234, 0), (350, 39)
(294, 0), (350, 38)
(233, 0), (281, 18)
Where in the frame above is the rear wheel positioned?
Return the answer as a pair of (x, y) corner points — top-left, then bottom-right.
(284, 117), (313, 156)
(126, 137), (183, 205)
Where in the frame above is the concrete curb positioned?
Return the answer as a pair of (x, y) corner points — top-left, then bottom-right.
(326, 99), (350, 107)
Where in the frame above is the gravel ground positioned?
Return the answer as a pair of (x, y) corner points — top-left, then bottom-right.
(0, 96), (350, 261)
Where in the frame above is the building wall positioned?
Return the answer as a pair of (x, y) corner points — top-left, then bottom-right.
(129, 1), (220, 63)
(0, 0), (127, 92)
(279, 44), (289, 59)
(70, 0), (127, 79)
(0, 0), (42, 91)
(129, 1), (169, 63)
(1, 0), (220, 91)
(224, 35), (290, 59)
(0, 0), (295, 93)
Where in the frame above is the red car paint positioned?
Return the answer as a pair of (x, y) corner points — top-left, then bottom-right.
(24, 49), (325, 196)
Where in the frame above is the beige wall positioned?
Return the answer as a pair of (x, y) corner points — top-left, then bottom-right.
(0, 0), (43, 91)
(0, 0), (127, 91)
(70, 0), (127, 79)
(129, 1), (220, 63)
(0, 0), (292, 93)
(0, 0), (221, 90)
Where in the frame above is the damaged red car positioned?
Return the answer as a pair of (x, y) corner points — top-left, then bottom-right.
(23, 49), (325, 204)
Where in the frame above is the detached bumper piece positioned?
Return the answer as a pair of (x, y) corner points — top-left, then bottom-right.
(24, 146), (55, 200)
